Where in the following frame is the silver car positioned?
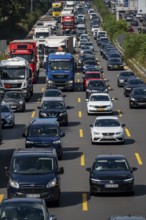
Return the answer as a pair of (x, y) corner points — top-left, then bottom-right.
(1, 103), (15, 128)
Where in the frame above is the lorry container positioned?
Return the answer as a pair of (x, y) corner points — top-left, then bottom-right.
(9, 40), (39, 83)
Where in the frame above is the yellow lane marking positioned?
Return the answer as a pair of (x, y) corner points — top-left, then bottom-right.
(81, 153), (85, 166)
(117, 110), (122, 117)
(77, 72), (80, 76)
(135, 153), (143, 165)
(78, 98), (81, 103)
(31, 111), (36, 118)
(82, 193), (88, 211)
(78, 111), (82, 118)
(0, 194), (4, 203)
(125, 128), (131, 137)
(41, 87), (45, 92)
(79, 129), (83, 138)
(124, 65), (129, 70)
(77, 79), (80, 83)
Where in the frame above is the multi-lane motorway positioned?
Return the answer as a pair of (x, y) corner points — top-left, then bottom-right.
(0, 7), (146, 220)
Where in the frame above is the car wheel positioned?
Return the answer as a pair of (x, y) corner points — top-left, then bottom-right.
(64, 121), (68, 126)
(128, 190), (135, 196)
(91, 139), (95, 145)
(58, 152), (63, 160)
(21, 105), (26, 112)
(129, 102), (133, 109)
(54, 196), (60, 206)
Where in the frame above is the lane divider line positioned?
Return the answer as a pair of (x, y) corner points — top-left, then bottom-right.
(125, 128), (131, 137)
(135, 153), (143, 165)
(41, 87), (44, 92)
(79, 129), (84, 138)
(82, 193), (88, 211)
(80, 153), (85, 166)
(77, 79), (80, 83)
(78, 111), (82, 118)
(117, 110), (122, 117)
(77, 72), (80, 76)
(0, 194), (4, 203)
(31, 111), (36, 118)
(78, 98), (81, 103)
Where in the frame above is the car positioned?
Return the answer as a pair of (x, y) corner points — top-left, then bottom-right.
(89, 13), (98, 20)
(86, 154), (137, 195)
(80, 45), (91, 54)
(131, 19), (138, 26)
(97, 36), (109, 46)
(78, 54), (97, 67)
(90, 116), (125, 144)
(83, 60), (98, 70)
(0, 198), (57, 220)
(79, 34), (89, 41)
(117, 71), (136, 87)
(78, 38), (88, 47)
(107, 58), (124, 70)
(6, 148), (64, 206)
(124, 78), (146, 97)
(109, 216), (146, 220)
(38, 97), (69, 126)
(83, 71), (103, 91)
(125, 15), (133, 21)
(41, 88), (65, 103)
(129, 86), (146, 108)
(84, 42), (94, 51)
(136, 13), (143, 18)
(1, 103), (15, 128)
(87, 93), (114, 115)
(83, 65), (103, 74)
(91, 25), (100, 33)
(2, 91), (26, 112)
(94, 31), (106, 40)
(23, 118), (65, 159)
(79, 49), (94, 57)
(86, 79), (108, 99)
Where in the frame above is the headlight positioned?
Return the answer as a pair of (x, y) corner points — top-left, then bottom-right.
(48, 80), (54, 84)
(119, 79), (124, 82)
(2, 101), (6, 104)
(93, 132), (100, 135)
(124, 177), (133, 183)
(67, 80), (73, 84)
(19, 101), (23, 104)
(115, 132), (122, 135)
(53, 140), (61, 144)
(130, 97), (135, 101)
(91, 178), (101, 183)
(26, 140), (34, 144)
(6, 114), (12, 119)
(126, 87), (131, 90)
(108, 65), (112, 67)
(40, 112), (47, 117)
(86, 89), (91, 93)
(60, 111), (67, 116)
(46, 177), (57, 188)
(9, 178), (19, 189)
(23, 81), (28, 88)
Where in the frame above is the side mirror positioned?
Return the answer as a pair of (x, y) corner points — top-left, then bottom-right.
(37, 106), (41, 109)
(90, 124), (93, 127)
(132, 167), (137, 172)
(58, 167), (64, 174)
(86, 167), (91, 172)
(122, 124), (126, 127)
(60, 132), (65, 137)
(22, 133), (26, 137)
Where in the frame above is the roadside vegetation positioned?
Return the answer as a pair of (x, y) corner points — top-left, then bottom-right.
(94, 0), (146, 67)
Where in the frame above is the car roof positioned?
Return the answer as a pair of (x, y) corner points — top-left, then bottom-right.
(96, 154), (127, 160)
(30, 118), (59, 126)
(12, 148), (57, 157)
(95, 116), (119, 120)
(42, 97), (64, 101)
(90, 93), (110, 97)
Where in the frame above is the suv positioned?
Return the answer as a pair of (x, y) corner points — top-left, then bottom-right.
(23, 118), (65, 160)
(6, 148), (64, 206)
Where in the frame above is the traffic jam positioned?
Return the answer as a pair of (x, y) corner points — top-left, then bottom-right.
(0, 0), (146, 220)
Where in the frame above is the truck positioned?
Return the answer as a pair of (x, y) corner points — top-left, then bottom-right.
(33, 27), (52, 40)
(61, 13), (75, 33)
(9, 40), (39, 83)
(44, 35), (75, 66)
(0, 57), (33, 100)
(45, 52), (76, 91)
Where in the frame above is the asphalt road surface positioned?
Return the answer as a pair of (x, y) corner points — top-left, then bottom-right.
(0, 9), (146, 220)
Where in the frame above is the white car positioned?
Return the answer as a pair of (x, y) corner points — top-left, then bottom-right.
(90, 116), (125, 144)
(89, 12), (98, 20)
(87, 93), (113, 115)
(91, 25), (100, 33)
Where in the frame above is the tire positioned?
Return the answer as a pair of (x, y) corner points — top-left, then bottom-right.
(54, 196), (60, 206)
(21, 105), (26, 112)
(129, 102), (133, 109)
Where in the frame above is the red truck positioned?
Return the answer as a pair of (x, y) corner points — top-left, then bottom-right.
(61, 14), (75, 33)
(9, 40), (39, 83)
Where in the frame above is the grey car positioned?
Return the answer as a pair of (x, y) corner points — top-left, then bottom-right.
(2, 91), (25, 112)
(1, 103), (15, 128)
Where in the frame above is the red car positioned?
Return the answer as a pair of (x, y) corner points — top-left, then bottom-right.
(82, 71), (104, 91)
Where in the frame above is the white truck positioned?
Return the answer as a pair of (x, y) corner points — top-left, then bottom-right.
(0, 57), (33, 100)
(33, 27), (52, 41)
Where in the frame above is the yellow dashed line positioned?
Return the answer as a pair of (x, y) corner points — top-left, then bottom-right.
(125, 128), (131, 137)
(77, 79), (80, 83)
(78, 111), (82, 118)
(78, 98), (81, 103)
(41, 87), (45, 92)
(79, 129), (83, 138)
(135, 153), (143, 165)
(0, 194), (4, 203)
(80, 153), (85, 166)
(77, 72), (80, 76)
(31, 111), (36, 118)
(82, 193), (88, 211)
(117, 110), (122, 117)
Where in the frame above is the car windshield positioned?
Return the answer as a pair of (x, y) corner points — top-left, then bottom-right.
(109, 58), (121, 62)
(63, 22), (74, 26)
(0, 203), (44, 220)
(120, 72), (135, 77)
(42, 101), (65, 109)
(12, 156), (54, 174)
(43, 90), (62, 97)
(1, 105), (10, 113)
(86, 73), (101, 78)
(90, 95), (109, 101)
(0, 67), (25, 80)
(49, 61), (72, 70)
(95, 119), (120, 127)
(95, 159), (129, 171)
(29, 126), (58, 137)
(133, 88), (146, 95)
(88, 81), (104, 87)
(4, 93), (22, 99)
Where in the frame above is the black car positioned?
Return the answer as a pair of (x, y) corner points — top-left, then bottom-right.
(38, 97), (69, 126)
(107, 58), (124, 70)
(124, 78), (145, 97)
(109, 216), (146, 220)
(97, 36), (109, 46)
(2, 91), (25, 112)
(131, 19), (138, 26)
(129, 86), (146, 108)
(78, 54), (97, 67)
(86, 154), (137, 195)
(23, 118), (64, 159)
(117, 71), (136, 87)
(0, 198), (57, 220)
(6, 148), (64, 206)
(86, 79), (108, 99)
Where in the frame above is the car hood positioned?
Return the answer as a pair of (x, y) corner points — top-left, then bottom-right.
(27, 137), (60, 143)
(1, 112), (11, 118)
(88, 101), (112, 106)
(12, 172), (55, 184)
(126, 84), (145, 89)
(40, 109), (66, 113)
(3, 98), (21, 104)
(87, 86), (106, 91)
(108, 61), (123, 65)
(91, 170), (132, 180)
(92, 127), (123, 133)
(132, 95), (146, 99)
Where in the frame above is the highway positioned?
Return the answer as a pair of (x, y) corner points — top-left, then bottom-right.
(0, 7), (146, 220)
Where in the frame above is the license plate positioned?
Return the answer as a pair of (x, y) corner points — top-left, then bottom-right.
(105, 184), (118, 188)
(97, 108), (105, 111)
(114, 65), (118, 68)
(103, 135), (113, 139)
(26, 194), (40, 198)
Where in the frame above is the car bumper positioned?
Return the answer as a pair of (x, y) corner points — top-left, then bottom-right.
(130, 100), (146, 108)
(107, 65), (124, 70)
(91, 134), (125, 143)
(88, 106), (113, 114)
